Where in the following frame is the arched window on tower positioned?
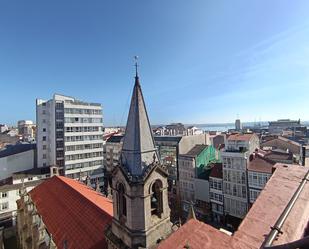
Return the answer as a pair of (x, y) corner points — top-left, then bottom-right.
(117, 183), (127, 218)
(150, 180), (163, 218)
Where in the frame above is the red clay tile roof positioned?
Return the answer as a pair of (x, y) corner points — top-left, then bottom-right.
(247, 154), (275, 174)
(261, 136), (301, 154)
(157, 219), (231, 249)
(277, 136), (301, 146)
(209, 163), (223, 179)
(29, 176), (113, 249)
(227, 133), (256, 142)
(264, 150), (293, 161)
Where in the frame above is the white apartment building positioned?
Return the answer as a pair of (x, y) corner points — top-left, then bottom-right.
(0, 168), (50, 227)
(178, 156), (195, 204)
(178, 145), (209, 214)
(105, 135), (123, 173)
(0, 124), (8, 133)
(222, 133), (259, 219)
(247, 154), (274, 203)
(17, 120), (36, 141)
(209, 163), (224, 223)
(36, 94), (104, 183)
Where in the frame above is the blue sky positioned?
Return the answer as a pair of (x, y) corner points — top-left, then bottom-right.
(1, 1), (309, 126)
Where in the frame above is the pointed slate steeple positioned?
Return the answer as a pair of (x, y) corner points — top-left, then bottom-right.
(121, 60), (159, 176)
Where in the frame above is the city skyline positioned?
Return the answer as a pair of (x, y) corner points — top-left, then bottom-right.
(1, 1), (309, 126)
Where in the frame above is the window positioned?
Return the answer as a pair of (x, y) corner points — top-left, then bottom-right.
(56, 141), (64, 148)
(210, 192), (223, 203)
(56, 122), (63, 129)
(117, 183), (127, 218)
(57, 160), (64, 167)
(43, 128), (46, 132)
(56, 102), (63, 108)
(42, 136), (46, 141)
(43, 154), (46, 159)
(242, 186), (247, 198)
(1, 202), (9, 210)
(250, 189), (261, 203)
(218, 182), (222, 190)
(210, 180), (213, 189)
(233, 185), (237, 196)
(43, 145), (46, 150)
(213, 181), (217, 189)
(55, 112), (63, 120)
(56, 151), (64, 158)
(1, 192), (8, 198)
(56, 131), (63, 138)
(241, 172), (246, 184)
(150, 180), (163, 217)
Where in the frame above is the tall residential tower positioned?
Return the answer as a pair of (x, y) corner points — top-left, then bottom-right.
(36, 94), (104, 183)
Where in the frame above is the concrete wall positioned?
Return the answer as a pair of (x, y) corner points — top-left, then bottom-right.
(0, 150), (35, 181)
(194, 178), (210, 202)
(179, 134), (210, 154)
(36, 98), (56, 168)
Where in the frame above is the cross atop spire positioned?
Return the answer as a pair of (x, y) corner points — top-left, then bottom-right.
(134, 55), (139, 79)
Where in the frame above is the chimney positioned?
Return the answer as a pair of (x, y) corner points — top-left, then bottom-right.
(50, 165), (59, 177)
(95, 178), (101, 192)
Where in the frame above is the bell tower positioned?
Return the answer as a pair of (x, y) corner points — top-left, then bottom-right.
(105, 60), (171, 249)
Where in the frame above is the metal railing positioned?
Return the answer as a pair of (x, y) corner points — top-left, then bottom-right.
(262, 168), (309, 249)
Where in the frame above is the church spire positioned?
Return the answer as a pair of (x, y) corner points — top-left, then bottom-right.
(186, 202), (197, 223)
(121, 58), (159, 176)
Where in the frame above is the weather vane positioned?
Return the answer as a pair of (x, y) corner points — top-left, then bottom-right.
(134, 55), (139, 77)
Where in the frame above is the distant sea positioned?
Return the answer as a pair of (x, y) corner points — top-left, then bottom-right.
(144, 121), (309, 133)
(192, 121), (309, 132)
(197, 124), (234, 132)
